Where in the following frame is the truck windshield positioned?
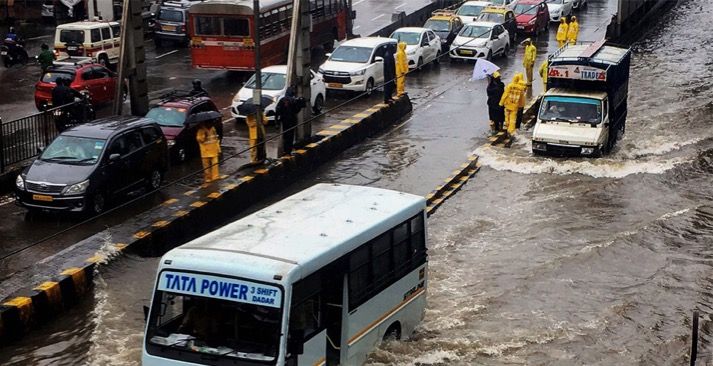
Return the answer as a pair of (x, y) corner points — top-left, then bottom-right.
(540, 96), (602, 124)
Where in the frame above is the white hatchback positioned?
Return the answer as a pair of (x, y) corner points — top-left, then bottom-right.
(389, 27), (442, 69)
(545, 0), (574, 22)
(449, 21), (510, 61)
(455, 1), (494, 24)
(230, 65), (327, 121)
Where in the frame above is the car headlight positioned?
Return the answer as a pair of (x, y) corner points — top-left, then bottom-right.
(552, 8), (561, 14)
(15, 174), (24, 190)
(167, 139), (176, 147)
(528, 18), (537, 25)
(62, 179), (90, 195)
(349, 69), (366, 76)
(581, 147), (595, 155)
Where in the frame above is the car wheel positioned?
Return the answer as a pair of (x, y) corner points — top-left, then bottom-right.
(417, 57), (423, 70)
(98, 54), (109, 67)
(486, 50), (492, 61)
(90, 192), (106, 215)
(503, 44), (510, 58)
(312, 94), (324, 114)
(147, 169), (162, 190)
(365, 78), (374, 96)
(434, 51), (441, 65)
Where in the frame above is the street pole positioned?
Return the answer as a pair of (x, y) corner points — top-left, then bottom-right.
(113, 0), (149, 116)
(295, 0), (311, 144)
(113, 0), (130, 115)
(252, 0), (265, 161)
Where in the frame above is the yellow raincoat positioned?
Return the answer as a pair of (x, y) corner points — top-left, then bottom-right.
(499, 73), (527, 135)
(539, 60), (549, 90)
(567, 18), (579, 45)
(396, 42), (408, 96)
(523, 41), (537, 86)
(556, 18), (569, 48)
(196, 124), (221, 182)
(246, 112), (268, 163)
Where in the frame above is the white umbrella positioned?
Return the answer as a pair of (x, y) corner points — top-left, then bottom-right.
(471, 59), (500, 81)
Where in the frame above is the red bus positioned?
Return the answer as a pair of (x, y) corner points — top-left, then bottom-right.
(187, 0), (352, 71)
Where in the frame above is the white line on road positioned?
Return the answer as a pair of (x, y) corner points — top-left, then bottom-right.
(0, 196), (16, 207)
(352, 0), (367, 5)
(26, 35), (52, 41)
(372, 14), (385, 21)
(395, 3), (406, 9)
(155, 50), (179, 59)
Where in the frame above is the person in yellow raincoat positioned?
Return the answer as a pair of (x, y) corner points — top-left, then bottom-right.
(196, 121), (221, 183)
(395, 42), (408, 96)
(499, 73), (527, 136)
(523, 38), (537, 87)
(538, 59), (549, 90)
(567, 16), (579, 45)
(556, 17), (569, 48)
(246, 112), (268, 163)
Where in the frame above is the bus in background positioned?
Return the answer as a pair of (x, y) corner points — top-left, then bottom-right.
(143, 183), (428, 365)
(187, 0), (353, 71)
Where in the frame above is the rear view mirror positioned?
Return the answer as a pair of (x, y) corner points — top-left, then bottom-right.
(109, 153), (121, 162)
(325, 53), (332, 58)
(374, 56), (384, 62)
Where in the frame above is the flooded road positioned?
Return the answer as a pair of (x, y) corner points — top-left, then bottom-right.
(3, 0), (713, 364)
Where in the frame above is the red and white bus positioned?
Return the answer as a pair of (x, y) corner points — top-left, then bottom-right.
(187, 0), (352, 71)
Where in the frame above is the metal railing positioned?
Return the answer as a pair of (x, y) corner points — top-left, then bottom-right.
(0, 102), (81, 173)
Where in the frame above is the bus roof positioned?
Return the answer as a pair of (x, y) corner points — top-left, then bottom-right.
(188, 0), (291, 15)
(161, 184), (426, 284)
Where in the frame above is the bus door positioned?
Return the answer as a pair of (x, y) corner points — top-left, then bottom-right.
(325, 270), (346, 365)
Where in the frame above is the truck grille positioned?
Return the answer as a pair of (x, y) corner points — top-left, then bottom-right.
(545, 144), (582, 156)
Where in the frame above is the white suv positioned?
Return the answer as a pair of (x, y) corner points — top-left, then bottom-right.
(318, 37), (398, 95)
(389, 27), (442, 69)
(54, 20), (121, 67)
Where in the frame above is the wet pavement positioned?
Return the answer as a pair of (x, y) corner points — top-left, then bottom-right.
(4, 0), (713, 364)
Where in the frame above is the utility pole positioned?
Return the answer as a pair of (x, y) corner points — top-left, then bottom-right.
(285, 0), (311, 146)
(113, 0), (149, 116)
(252, 0), (266, 161)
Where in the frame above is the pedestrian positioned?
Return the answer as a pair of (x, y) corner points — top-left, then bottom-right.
(51, 77), (81, 132)
(486, 71), (505, 135)
(195, 120), (221, 183)
(190, 79), (207, 97)
(499, 73), (526, 137)
(523, 38), (537, 87)
(556, 17), (569, 48)
(382, 45), (396, 103)
(395, 42), (408, 96)
(246, 110), (268, 164)
(567, 16), (580, 45)
(538, 59), (549, 90)
(275, 87), (306, 156)
(37, 43), (55, 74)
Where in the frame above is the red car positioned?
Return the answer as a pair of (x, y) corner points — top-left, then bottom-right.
(514, 0), (550, 35)
(34, 61), (124, 110)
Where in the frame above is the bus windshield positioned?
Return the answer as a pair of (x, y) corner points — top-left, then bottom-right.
(540, 96), (603, 124)
(147, 287), (283, 362)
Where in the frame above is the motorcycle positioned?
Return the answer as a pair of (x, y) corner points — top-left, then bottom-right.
(51, 92), (96, 132)
(1, 38), (29, 68)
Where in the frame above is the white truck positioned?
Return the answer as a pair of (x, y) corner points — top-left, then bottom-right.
(532, 40), (632, 157)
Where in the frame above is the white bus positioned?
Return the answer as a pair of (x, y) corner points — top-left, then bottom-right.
(143, 183), (428, 366)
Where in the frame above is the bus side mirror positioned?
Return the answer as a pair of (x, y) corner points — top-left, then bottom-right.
(288, 329), (305, 355)
(143, 305), (150, 322)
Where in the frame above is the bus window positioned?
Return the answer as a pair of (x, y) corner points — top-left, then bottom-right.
(371, 233), (393, 288)
(348, 244), (371, 308)
(290, 272), (322, 339)
(224, 17), (250, 36)
(195, 16), (220, 36)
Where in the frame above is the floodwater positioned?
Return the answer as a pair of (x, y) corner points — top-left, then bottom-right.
(3, 0), (713, 364)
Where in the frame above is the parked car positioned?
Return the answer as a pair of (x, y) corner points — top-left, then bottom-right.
(231, 64), (326, 122)
(545, 0), (573, 22)
(15, 116), (169, 214)
(153, 0), (196, 47)
(318, 37), (397, 95)
(34, 58), (126, 110)
(489, 0), (518, 9)
(514, 0), (550, 35)
(449, 21), (510, 61)
(389, 27), (442, 69)
(423, 10), (464, 51)
(477, 6), (517, 43)
(53, 20), (121, 67)
(455, 1), (494, 24)
(145, 92), (223, 162)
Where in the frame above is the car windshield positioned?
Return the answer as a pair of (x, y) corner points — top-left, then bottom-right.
(514, 4), (539, 15)
(478, 13), (505, 23)
(424, 19), (450, 32)
(539, 96), (602, 124)
(546, 0), (563, 4)
(390, 31), (421, 45)
(146, 107), (187, 127)
(460, 25), (491, 38)
(245, 72), (286, 91)
(40, 135), (106, 165)
(158, 9), (183, 22)
(457, 5), (485, 17)
(59, 30), (84, 44)
(329, 46), (373, 63)
(41, 71), (74, 83)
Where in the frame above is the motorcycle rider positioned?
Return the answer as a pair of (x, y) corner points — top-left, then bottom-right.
(51, 77), (82, 132)
(5, 27), (18, 42)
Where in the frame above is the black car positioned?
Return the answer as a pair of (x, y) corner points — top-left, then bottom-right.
(15, 116), (169, 214)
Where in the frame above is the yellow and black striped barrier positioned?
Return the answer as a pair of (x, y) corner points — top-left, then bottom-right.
(425, 154), (480, 217)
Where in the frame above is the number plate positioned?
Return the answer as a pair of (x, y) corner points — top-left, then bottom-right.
(161, 25), (176, 32)
(517, 25), (525, 29)
(67, 46), (77, 51)
(32, 194), (54, 202)
(460, 49), (474, 55)
(327, 83), (343, 88)
(0, 51), (6, 55)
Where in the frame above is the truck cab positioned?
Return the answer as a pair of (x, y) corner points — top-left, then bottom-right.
(532, 41), (631, 157)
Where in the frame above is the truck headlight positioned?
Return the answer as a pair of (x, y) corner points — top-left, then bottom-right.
(63, 179), (90, 195)
(533, 142), (547, 151)
(349, 69), (366, 76)
(581, 147), (595, 155)
(15, 175), (24, 190)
